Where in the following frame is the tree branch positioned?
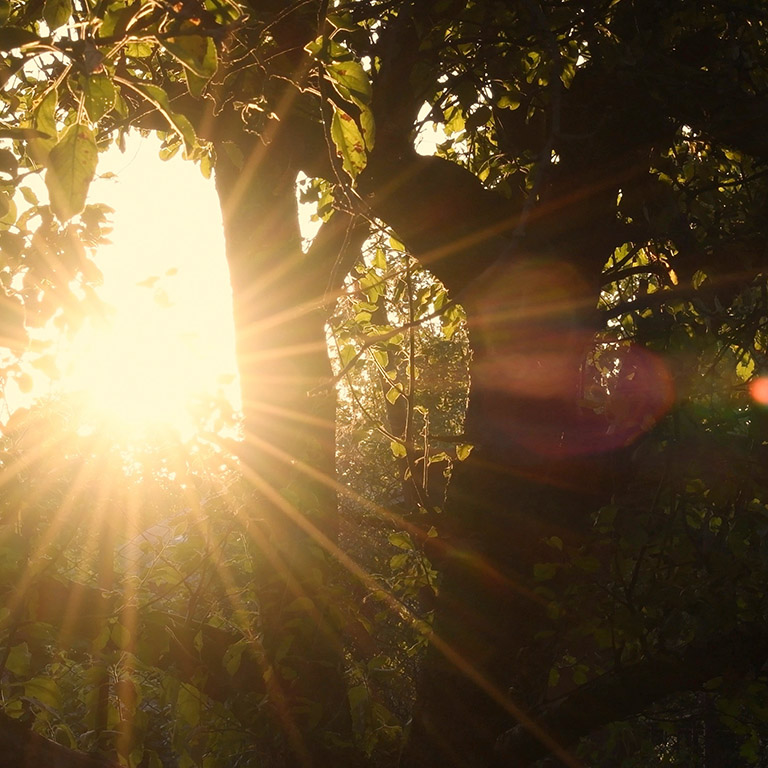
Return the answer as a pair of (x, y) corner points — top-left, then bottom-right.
(495, 626), (768, 767)
(0, 711), (119, 768)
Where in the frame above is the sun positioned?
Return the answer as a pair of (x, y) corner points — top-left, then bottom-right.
(53, 137), (240, 442)
(61, 289), (232, 440)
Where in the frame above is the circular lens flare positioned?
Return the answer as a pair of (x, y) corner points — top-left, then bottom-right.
(750, 376), (768, 406)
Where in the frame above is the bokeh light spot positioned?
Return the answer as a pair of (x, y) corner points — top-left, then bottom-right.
(750, 376), (768, 405)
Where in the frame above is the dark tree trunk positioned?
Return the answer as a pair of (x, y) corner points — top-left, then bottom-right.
(213, 134), (356, 767)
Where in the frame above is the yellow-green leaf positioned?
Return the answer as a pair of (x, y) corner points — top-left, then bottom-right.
(326, 60), (371, 106)
(45, 122), (98, 221)
(390, 440), (407, 458)
(176, 684), (201, 727)
(129, 82), (197, 156)
(43, 0), (72, 29)
(359, 105), (375, 151)
(25, 676), (61, 708)
(331, 104), (367, 179)
(497, 91), (521, 110)
(99, 0), (139, 38)
(160, 30), (217, 78)
(388, 532), (413, 550)
(5, 642), (30, 675)
(185, 67), (208, 99)
(111, 621), (131, 649)
(372, 348), (388, 368)
(83, 73), (116, 121)
(456, 443), (473, 461)
(737, 354), (756, 382)
(29, 87), (58, 163)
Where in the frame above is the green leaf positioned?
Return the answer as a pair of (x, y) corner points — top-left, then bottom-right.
(0, 192), (15, 229)
(330, 104), (367, 179)
(496, 91), (521, 110)
(45, 122), (98, 221)
(223, 640), (246, 676)
(176, 684), (201, 727)
(385, 386), (400, 405)
(82, 74), (116, 121)
(339, 343), (357, 368)
(456, 443), (473, 461)
(573, 555), (600, 573)
(371, 348), (388, 368)
(29, 87), (58, 163)
(737, 353), (755, 382)
(25, 676), (61, 708)
(388, 532), (413, 550)
(111, 621), (131, 649)
(533, 562), (557, 581)
(185, 68), (208, 99)
(359, 105), (375, 151)
(326, 60), (372, 106)
(390, 440), (407, 458)
(127, 82), (197, 156)
(5, 642), (30, 675)
(159, 30), (218, 78)
(348, 683), (368, 711)
(99, 0), (140, 38)
(43, 0), (72, 29)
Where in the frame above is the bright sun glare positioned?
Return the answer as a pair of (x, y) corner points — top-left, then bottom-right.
(54, 136), (239, 441)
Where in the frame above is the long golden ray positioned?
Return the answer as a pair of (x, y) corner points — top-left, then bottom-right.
(237, 436), (579, 765)
(2, 436), (105, 629)
(237, 422), (544, 606)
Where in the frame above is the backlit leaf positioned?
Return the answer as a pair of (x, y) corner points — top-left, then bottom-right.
(127, 82), (197, 156)
(389, 532), (413, 550)
(29, 87), (58, 163)
(43, 0), (72, 29)
(45, 123), (98, 221)
(456, 443), (473, 461)
(160, 30), (218, 79)
(390, 440), (407, 458)
(326, 60), (371, 106)
(330, 105), (367, 179)
(83, 74), (116, 121)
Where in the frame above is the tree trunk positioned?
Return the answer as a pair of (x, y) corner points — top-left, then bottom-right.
(214, 134), (355, 767)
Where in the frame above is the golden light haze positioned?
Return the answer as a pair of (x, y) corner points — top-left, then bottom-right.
(57, 136), (240, 441)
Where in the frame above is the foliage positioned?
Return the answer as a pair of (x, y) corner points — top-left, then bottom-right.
(0, 1), (768, 767)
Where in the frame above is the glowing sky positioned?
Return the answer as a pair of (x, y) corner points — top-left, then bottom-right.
(57, 135), (240, 439)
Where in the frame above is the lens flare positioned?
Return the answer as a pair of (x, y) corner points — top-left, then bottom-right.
(750, 376), (768, 405)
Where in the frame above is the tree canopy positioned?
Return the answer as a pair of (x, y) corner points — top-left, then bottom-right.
(1, 0), (768, 766)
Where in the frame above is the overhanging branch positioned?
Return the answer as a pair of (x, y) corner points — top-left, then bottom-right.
(495, 626), (768, 767)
